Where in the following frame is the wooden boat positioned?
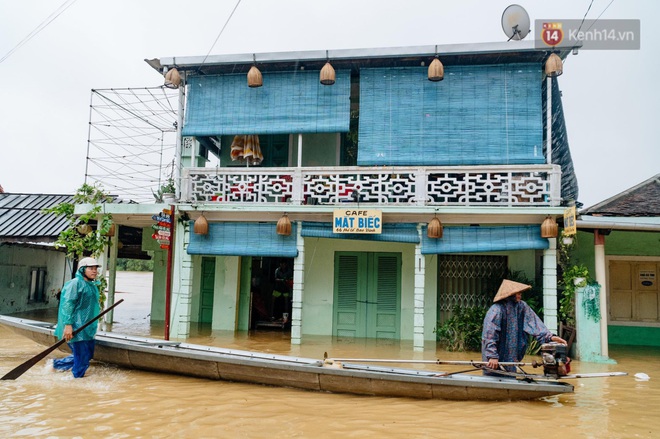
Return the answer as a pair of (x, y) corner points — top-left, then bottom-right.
(0, 315), (574, 401)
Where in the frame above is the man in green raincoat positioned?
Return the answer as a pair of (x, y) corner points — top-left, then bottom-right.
(53, 257), (101, 378)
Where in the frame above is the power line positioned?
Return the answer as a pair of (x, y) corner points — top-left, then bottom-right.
(585, 0), (616, 32)
(575, 0), (595, 37)
(198, 0), (242, 70)
(0, 0), (78, 65)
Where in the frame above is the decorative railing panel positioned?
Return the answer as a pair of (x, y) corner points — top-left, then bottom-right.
(183, 165), (561, 207)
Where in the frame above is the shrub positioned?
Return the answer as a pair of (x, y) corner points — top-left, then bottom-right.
(436, 305), (487, 352)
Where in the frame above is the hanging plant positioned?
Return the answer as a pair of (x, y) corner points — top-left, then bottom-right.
(559, 264), (590, 327)
(43, 183), (114, 305)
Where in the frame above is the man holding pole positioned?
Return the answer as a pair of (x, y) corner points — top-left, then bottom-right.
(52, 257), (102, 378)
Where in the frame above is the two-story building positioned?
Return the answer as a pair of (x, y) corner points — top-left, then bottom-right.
(104, 41), (578, 351)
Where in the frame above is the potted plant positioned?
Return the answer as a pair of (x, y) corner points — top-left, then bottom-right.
(153, 178), (176, 203)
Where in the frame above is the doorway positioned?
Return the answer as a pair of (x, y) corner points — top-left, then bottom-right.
(249, 256), (294, 329)
(199, 257), (215, 323)
(333, 252), (401, 339)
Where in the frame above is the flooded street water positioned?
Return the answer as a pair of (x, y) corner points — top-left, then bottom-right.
(1, 272), (658, 438)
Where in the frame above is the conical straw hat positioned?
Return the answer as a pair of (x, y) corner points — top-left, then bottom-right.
(493, 279), (532, 302)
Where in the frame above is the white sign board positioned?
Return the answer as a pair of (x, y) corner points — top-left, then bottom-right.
(333, 209), (382, 234)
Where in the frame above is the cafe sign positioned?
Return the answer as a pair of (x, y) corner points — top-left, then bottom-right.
(333, 209), (382, 234)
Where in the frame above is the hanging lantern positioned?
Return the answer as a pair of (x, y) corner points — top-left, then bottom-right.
(427, 217), (443, 239)
(541, 216), (558, 238)
(164, 68), (181, 89)
(276, 214), (291, 236)
(428, 57), (444, 82)
(320, 62), (336, 85)
(194, 214), (209, 235)
(545, 53), (563, 77)
(247, 55), (262, 88)
(247, 65), (263, 87)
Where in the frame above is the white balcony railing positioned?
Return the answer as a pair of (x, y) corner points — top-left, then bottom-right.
(182, 164), (562, 207)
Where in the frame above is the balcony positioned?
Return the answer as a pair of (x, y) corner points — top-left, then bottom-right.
(182, 164), (561, 208)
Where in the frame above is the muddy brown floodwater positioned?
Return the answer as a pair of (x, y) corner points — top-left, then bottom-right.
(1, 272), (658, 438)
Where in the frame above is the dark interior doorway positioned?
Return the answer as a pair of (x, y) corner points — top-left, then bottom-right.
(249, 256), (294, 330)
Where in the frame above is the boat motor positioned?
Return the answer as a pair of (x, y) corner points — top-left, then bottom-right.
(539, 342), (571, 377)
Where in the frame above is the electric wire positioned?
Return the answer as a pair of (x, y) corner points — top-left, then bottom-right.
(575, 0), (595, 37)
(584, 0), (616, 32)
(198, 0), (243, 71)
(0, 0), (78, 65)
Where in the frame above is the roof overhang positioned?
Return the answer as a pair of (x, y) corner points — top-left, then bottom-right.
(148, 40), (577, 76)
(178, 204), (565, 227)
(577, 215), (660, 232)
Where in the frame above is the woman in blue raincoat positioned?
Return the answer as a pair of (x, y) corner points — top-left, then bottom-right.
(481, 279), (566, 373)
(53, 257), (101, 378)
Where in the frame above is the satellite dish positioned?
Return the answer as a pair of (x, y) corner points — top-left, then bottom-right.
(501, 4), (531, 41)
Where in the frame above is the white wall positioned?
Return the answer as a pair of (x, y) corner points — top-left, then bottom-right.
(0, 245), (70, 314)
(301, 238), (426, 340)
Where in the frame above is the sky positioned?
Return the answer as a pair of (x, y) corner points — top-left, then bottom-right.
(0, 0), (657, 208)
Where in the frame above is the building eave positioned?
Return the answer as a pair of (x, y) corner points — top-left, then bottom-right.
(150, 40), (577, 76)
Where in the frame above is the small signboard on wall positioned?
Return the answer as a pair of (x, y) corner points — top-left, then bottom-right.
(333, 209), (382, 234)
(564, 206), (577, 235)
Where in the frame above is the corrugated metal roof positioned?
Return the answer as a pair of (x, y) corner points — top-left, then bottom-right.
(0, 193), (74, 241)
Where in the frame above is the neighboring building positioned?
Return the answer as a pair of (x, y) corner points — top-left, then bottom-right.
(0, 193), (150, 316)
(104, 41), (579, 350)
(574, 174), (660, 352)
(0, 193), (73, 314)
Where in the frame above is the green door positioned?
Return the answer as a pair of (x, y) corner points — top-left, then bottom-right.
(333, 252), (401, 339)
(199, 257), (215, 323)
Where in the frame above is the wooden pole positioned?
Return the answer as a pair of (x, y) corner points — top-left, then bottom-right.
(324, 358), (539, 367)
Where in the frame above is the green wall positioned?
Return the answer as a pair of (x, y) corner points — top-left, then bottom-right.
(572, 230), (660, 271)
(609, 325), (660, 347)
(602, 230), (660, 256)
(571, 229), (660, 348)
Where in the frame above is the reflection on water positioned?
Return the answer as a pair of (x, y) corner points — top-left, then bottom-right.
(1, 272), (658, 438)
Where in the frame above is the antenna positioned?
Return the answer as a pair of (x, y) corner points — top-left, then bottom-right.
(501, 4), (531, 41)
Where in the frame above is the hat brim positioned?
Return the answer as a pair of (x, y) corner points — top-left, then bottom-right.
(493, 279), (532, 302)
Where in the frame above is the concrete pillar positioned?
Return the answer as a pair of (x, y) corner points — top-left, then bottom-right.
(291, 221), (304, 345)
(170, 221), (193, 339)
(413, 225), (425, 351)
(594, 230), (610, 358)
(542, 238), (558, 333)
(574, 284), (616, 363)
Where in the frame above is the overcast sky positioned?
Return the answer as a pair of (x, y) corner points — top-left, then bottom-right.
(0, 0), (657, 207)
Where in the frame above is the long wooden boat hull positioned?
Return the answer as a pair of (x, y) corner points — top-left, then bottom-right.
(0, 315), (573, 401)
